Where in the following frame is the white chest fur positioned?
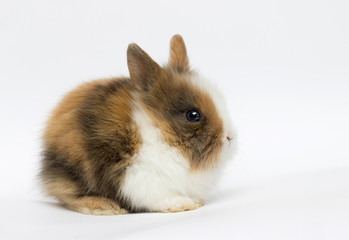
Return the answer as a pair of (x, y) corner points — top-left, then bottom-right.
(120, 102), (221, 212)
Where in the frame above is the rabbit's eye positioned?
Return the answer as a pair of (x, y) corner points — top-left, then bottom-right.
(186, 110), (201, 122)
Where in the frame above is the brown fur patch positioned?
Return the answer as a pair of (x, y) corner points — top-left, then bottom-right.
(77, 79), (141, 198)
(41, 78), (141, 211)
(44, 176), (79, 197)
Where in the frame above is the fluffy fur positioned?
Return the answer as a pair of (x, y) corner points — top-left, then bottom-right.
(40, 34), (236, 215)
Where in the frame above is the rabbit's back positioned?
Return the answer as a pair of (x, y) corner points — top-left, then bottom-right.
(41, 78), (140, 206)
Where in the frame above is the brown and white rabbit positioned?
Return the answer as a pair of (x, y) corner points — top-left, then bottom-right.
(40, 34), (236, 215)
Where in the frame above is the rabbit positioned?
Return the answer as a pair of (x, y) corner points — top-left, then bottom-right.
(40, 34), (237, 215)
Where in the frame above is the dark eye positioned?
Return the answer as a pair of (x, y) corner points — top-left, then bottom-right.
(186, 110), (201, 122)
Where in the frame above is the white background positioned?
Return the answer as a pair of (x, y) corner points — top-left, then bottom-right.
(0, 0), (348, 239)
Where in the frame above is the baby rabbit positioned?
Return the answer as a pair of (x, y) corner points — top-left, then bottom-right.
(40, 34), (236, 215)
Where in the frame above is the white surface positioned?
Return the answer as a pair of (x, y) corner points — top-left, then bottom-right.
(1, 168), (349, 240)
(1, 0), (349, 239)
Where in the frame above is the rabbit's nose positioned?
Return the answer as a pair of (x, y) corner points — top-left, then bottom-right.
(226, 136), (233, 141)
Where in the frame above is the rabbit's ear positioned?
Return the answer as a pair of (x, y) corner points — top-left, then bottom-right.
(127, 43), (161, 90)
(168, 34), (190, 73)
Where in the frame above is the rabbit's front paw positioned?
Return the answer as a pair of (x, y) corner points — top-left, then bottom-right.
(158, 196), (202, 213)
